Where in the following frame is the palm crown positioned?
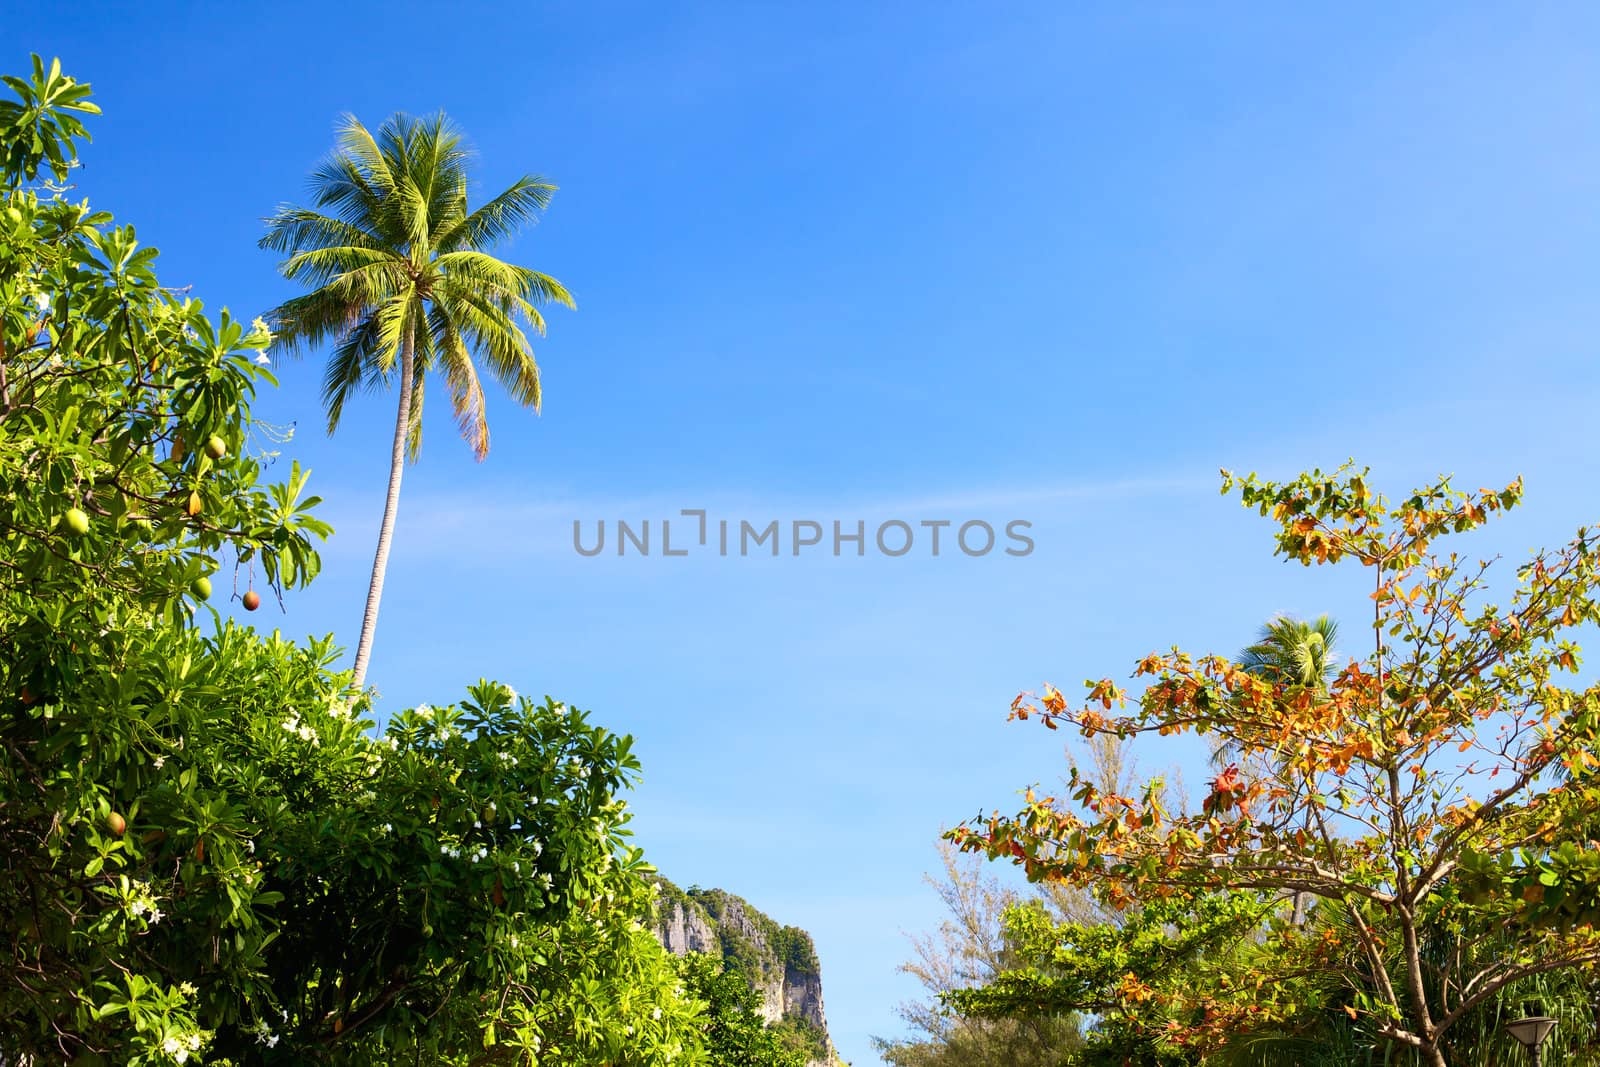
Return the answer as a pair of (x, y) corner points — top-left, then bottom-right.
(261, 111), (572, 460)
(1237, 614), (1340, 693)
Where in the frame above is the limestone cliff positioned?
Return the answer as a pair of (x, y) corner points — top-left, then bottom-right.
(652, 878), (840, 1066)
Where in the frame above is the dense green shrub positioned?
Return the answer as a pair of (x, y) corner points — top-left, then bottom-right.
(0, 57), (699, 1066)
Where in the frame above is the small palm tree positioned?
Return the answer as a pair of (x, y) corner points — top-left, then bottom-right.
(1237, 614), (1341, 693)
(262, 113), (572, 689)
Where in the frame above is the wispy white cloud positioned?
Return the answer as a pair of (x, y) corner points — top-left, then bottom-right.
(314, 469), (1216, 563)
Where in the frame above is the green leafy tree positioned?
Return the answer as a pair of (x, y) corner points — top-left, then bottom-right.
(948, 893), (1271, 1067)
(260, 112), (573, 688)
(0, 60), (696, 1066)
(955, 465), (1600, 1067)
(677, 953), (810, 1067)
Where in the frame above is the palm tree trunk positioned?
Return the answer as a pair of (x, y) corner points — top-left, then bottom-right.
(349, 322), (415, 690)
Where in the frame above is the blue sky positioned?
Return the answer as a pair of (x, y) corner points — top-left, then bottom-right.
(14, 4), (1600, 1061)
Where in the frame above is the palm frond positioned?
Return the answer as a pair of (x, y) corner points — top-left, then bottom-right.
(428, 303), (489, 459)
(259, 207), (382, 255)
(436, 283), (541, 411)
(266, 287), (364, 359)
(264, 108), (568, 463)
(321, 311), (385, 433)
(404, 323), (434, 462)
(279, 245), (405, 290)
(437, 175), (557, 252)
(309, 139), (391, 236)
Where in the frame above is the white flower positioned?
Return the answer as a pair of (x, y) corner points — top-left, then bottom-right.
(531, 840), (543, 857)
(153, 755), (166, 769)
(502, 684), (518, 702)
(474, 820), (481, 828)
(255, 353), (271, 365)
(297, 724), (317, 743)
(414, 705), (432, 720)
(34, 293), (49, 311)
(382, 823), (393, 834)
(185, 1034), (201, 1051)
(148, 906), (164, 925)
(162, 1037), (182, 1057)
(652, 1007), (662, 1021)
(246, 839), (255, 854)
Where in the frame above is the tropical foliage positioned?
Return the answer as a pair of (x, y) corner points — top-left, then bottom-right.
(953, 465), (1600, 1066)
(0, 59), (699, 1066)
(676, 953), (812, 1067)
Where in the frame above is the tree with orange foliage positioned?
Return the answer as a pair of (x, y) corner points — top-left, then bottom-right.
(952, 466), (1600, 1067)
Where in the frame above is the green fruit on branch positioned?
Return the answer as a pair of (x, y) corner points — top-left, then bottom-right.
(241, 590), (261, 612)
(190, 576), (212, 600)
(62, 507), (90, 536)
(204, 435), (227, 460)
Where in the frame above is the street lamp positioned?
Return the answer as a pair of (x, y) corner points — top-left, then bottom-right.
(1505, 1013), (1558, 1067)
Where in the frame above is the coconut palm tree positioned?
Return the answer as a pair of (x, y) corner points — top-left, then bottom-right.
(261, 112), (572, 689)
